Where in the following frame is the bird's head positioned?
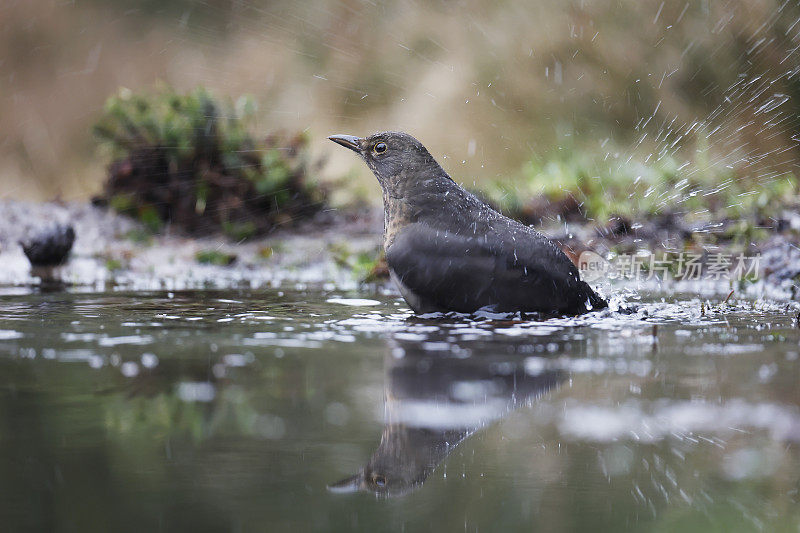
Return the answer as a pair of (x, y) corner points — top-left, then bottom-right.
(328, 131), (448, 194)
(327, 422), (439, 498)
(327, 464), (418, 498)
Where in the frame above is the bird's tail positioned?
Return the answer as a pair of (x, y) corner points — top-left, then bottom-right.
(581, 281), (608, 312)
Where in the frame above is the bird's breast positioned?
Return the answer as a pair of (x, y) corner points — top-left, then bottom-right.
(383, 196), (415, 248)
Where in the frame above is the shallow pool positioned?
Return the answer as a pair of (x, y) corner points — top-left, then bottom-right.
(0, 289), (798, 531)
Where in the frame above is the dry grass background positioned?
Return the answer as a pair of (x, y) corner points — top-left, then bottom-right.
(2, 0), (799, 203)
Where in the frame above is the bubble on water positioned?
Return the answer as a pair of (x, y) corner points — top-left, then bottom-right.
(141, 352), (158, 368)
(176, 382), (216, 402)
(450, 380), (500, 401)
(420, 341), (451, 351)
(758, 363), (778, 382)
(223, 353), (254, 367)
(524, 357), (547, 376)
(0, 330), (23, 340)
(326, 298), (382, 306)
(686, 343), (764, 356)
(120, 361), (139, 378)
(559, 400), (800, 443)
(99, 335), (153, 347)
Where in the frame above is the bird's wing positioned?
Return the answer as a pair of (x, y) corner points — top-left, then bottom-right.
(386, 222), (585, 313)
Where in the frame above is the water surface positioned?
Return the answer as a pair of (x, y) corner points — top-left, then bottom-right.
(0, 289), (798, 531)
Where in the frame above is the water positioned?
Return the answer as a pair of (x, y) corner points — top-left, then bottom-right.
(0, 289), (799, 531)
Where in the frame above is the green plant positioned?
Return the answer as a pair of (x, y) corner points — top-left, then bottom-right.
(482, 147), (797, 232)
(195, 250), (237, 266)
(330, 243), (388, 282)
(94, 85), (325, 238)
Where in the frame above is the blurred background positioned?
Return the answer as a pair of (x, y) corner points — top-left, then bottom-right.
(2, 0), (799, 208)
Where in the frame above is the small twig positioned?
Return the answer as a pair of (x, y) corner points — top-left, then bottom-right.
(651, 324), (658, 352)
(723, 290), (734, 305)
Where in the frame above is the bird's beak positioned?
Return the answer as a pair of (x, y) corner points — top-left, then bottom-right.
(327, 472), (364, 494)
(328, 134), (363, 153)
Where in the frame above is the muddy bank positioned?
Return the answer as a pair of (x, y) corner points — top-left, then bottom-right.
(535, 209), (800, 303)
(1, 200), (798, 302)
(0, 200), (384, 293)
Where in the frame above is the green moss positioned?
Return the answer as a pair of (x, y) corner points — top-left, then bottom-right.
(221, 221), (257, 242)
(123, 228), (154, 245)
(94, 85), (326, 238)
(330, 243), (387, 282)
(482, 147), (797, 234)
(137, 206), (163, 233)
(108, 193), (136, 213)
(105, 258), (124, 271)
(195, 250), (237, 266)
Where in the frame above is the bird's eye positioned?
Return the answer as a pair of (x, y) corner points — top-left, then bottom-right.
(373, 142), (387, 154)
(372, 474), (387, 487)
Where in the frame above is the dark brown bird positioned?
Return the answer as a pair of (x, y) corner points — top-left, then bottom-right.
(328, 336), (564, 497)
(329, 132), (607, 315)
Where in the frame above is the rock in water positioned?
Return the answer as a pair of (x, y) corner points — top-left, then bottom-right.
(20, 224), (76, 282)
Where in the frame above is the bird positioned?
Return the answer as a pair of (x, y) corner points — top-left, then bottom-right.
(328, 132), (607, 316)
(328, 336), (564, 497)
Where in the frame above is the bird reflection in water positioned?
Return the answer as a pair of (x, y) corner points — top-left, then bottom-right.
(329, 336), (564, 497)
